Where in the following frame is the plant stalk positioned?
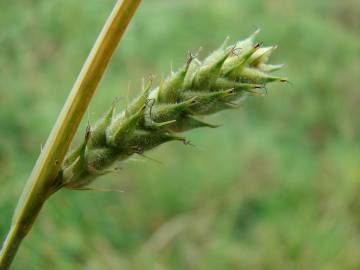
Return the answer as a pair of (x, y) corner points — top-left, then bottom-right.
(0, 0), (141, 269)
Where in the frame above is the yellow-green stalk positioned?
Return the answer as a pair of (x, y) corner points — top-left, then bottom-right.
(0, 1), (141, 269)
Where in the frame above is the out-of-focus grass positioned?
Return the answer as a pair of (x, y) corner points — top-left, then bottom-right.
(1, 0), (360, 269)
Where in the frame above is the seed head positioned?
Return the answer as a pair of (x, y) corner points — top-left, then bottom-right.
(59, 31), (286, 189)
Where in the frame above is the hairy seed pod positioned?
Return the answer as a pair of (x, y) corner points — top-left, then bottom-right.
(58, 31), (286, 189)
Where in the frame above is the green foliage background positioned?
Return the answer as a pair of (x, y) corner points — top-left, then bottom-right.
(1, 0), (360, 269)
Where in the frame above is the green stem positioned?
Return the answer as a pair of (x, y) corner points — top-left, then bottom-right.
(0, 0), (141, 269)
(0, 227), (25, 270)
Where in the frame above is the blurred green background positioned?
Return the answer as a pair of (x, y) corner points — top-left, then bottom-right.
(1, 0), (360, 269)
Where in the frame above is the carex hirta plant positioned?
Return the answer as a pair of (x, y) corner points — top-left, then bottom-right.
(0, 2), (286, 269)
(55, 30), (286, 190)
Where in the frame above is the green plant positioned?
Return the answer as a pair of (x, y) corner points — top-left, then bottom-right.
(56, 30), (286, 190)
(0, 2), (285, 268)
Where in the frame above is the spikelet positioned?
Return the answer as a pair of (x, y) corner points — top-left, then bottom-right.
(58, 31), (286, 189)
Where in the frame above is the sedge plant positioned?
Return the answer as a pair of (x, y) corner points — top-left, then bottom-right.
(0, 1), (285, 268)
